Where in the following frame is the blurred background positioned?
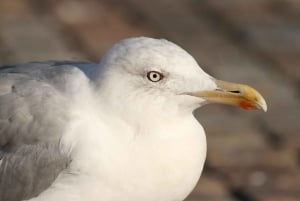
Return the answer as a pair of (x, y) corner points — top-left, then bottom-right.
(0, 0), (299, 200)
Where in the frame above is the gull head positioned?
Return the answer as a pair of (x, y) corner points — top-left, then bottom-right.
(97, 37), (267, 123)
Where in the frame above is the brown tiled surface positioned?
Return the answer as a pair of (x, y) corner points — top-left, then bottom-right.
(0, 0), (299, 200)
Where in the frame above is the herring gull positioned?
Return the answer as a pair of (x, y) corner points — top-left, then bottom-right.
(0, 37), (267, 201)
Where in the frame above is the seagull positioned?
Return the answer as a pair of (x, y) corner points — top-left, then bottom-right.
(0, 37), (267, 201)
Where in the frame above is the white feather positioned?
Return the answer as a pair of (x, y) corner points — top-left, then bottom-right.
(24, 37), (216, 201)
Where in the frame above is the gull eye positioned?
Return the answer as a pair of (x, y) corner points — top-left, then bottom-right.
(146, 71), (164, 82)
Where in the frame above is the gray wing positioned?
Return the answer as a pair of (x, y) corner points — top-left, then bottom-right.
(0, 61), (97, 201)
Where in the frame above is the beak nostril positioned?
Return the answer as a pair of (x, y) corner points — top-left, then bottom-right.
(229, 90), (241, 94)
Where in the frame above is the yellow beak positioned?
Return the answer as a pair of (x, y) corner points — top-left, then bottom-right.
(187, 80), (267, 111)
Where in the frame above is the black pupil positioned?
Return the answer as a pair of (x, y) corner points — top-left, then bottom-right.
(152, 73), (158, 79)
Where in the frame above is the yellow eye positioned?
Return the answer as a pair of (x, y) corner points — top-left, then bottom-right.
(146, 71), (164, 82)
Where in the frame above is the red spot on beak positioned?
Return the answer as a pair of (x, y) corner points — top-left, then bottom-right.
(240, 101), (255, 110)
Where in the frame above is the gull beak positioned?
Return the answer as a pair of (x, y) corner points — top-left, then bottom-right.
(187, 79), (267, 112)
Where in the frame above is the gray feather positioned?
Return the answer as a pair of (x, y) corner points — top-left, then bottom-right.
(0, 143), (70, 201)
(0, 61), (98, 201)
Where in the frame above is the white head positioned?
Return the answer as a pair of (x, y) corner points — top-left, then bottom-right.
(97, 37), (266, 127)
